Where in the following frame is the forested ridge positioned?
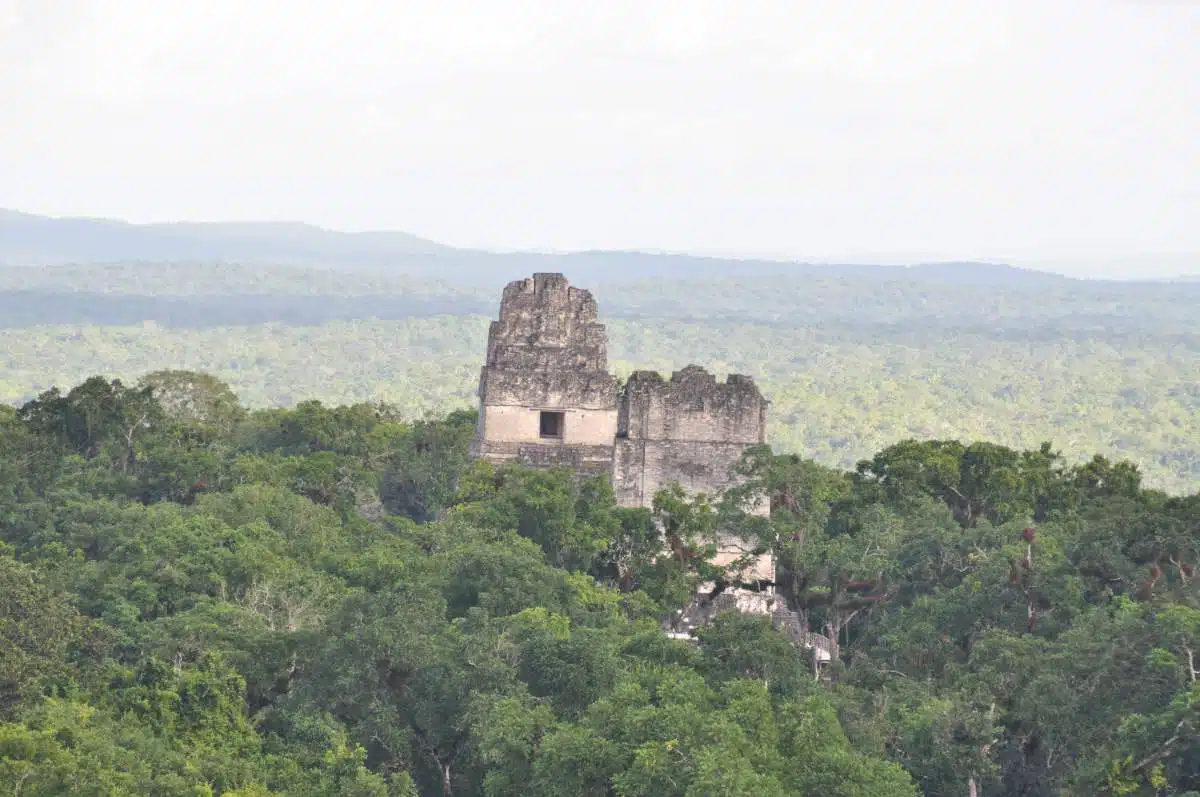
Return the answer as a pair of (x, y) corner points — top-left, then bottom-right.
(2, 371), (1198, 796)
(2, 261), (1200, 494)
(1, 260), (1197, 494)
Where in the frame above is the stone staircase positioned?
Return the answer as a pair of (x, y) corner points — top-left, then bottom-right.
(664, 585), (834, 667)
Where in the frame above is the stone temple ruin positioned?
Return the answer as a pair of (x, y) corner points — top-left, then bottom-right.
(470, 273), (832, 665)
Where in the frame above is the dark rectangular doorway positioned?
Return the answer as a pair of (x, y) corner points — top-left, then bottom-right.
(539, 410), (565, 439)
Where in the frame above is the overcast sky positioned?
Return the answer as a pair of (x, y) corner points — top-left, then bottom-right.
(0, 0), (1196, 269)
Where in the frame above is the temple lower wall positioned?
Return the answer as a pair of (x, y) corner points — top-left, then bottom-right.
(481, 405), (618, 447)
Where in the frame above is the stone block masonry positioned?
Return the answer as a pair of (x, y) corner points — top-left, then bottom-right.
(470, 272), (774, 587)
(471, 273), (620, 474)
(613, 366), (768, 510)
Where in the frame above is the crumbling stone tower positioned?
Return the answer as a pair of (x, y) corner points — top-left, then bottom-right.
(470, 273), (620, 475)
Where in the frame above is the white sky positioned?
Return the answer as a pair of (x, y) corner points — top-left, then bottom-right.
(0, 0), (1197, 268)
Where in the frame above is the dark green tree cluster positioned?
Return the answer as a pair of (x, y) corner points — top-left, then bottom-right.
(2, 372), (1197, 796)
(731, 440), (1200, 796)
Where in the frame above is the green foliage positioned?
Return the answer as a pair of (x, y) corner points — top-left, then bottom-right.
(139, 369), (246, 429)
(0, 555), (89, 718)
(451, 462), (621, 573)
(2, 373), (1198, 795)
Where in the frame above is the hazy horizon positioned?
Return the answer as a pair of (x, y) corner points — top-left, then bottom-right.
(4, 206), (1196, 280)
(2, 1), (1197, 277)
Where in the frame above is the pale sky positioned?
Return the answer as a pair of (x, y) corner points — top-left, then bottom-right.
(1, 0), (1197, 269)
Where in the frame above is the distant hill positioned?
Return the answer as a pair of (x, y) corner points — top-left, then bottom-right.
(0, 209), (454, 265)
(537, 251), (1076, 289)
(1, 209), (1082, 289)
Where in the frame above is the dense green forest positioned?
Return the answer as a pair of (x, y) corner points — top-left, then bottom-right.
(2, 371), (1198, 795)
(2, 260), (1197, 493)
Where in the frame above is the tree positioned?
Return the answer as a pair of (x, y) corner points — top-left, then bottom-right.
(0, 555), (88, 718)
(450, 462), (621, 573)
(380, 409), (476, 522)
(138, 369), (245, 429)
(18, 376), (164, 473)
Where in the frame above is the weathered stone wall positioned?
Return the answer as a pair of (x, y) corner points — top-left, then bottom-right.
(619, 366), (767, 445)
(471, 440), (615, 476)
(479, 369), (618, 410)
(613, 364), (773, 585)
(480, 405), (618, 446)
(613, 438), (761, 508)
(484, 273), (609, 372)
(613, 365), (769, 511)
(472, 273), (618, 474)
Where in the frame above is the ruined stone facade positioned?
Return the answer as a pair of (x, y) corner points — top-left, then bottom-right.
(613, 367), (768, 508)
(666, 591), (833, 675)
(613, 366), (773, 583)
(471, 273), (773, 585)
(470, 273), (620, 476)
(470, 274), (834, 662)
